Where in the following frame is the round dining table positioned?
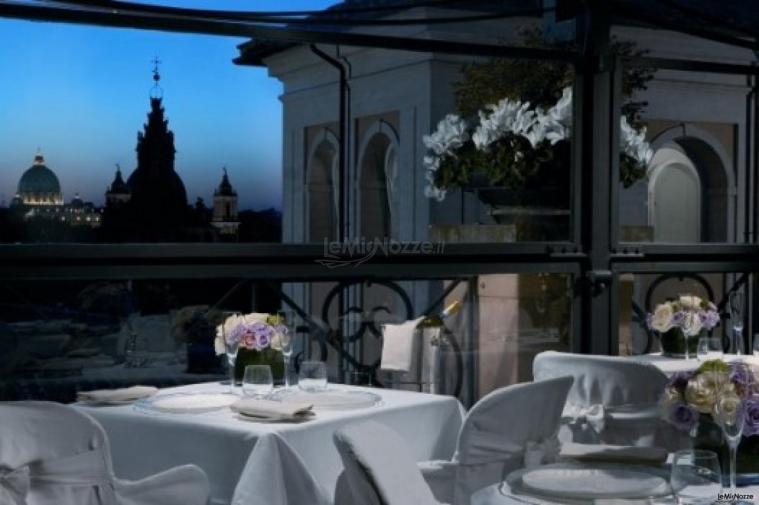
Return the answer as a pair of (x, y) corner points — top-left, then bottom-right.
(632, 353), (759, 376)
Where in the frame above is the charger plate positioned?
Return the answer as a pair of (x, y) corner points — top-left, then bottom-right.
(269, 388), (382, 410)
(507, 462), (671, 501)
(134, 392), (238, 414)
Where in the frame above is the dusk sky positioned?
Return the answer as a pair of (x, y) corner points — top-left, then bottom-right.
(0, 0), (334, 210)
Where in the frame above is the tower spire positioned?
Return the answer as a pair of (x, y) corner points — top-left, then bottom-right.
(150, 56), (163, 99)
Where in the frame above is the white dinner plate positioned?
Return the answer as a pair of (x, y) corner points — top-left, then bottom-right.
(269, 388), (382, 410)
(134, 392), (238, 414)
(509, 462), (671, 500)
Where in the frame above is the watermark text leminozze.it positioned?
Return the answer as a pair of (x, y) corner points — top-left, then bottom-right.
(717, 492), (756, 503)
(317, 238), (445, 268)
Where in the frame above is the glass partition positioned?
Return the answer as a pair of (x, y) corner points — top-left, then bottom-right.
(1, 272), (574, 405)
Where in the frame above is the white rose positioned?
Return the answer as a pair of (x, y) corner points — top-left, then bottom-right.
(679, 295), (702, 310)
(651, 303), (675, 333)
(680, 311), (704, 337)
(685, 372), (733, 414)
(270, 330), (283, 351)
(213, 335), (225, 356)
(242, 312), (269, 324)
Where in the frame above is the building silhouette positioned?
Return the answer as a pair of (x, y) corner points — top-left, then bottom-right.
(211, 168), (239, 236)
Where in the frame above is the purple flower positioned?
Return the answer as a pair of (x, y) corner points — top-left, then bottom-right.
(671, 311), (685, 325)
(699, 310), (721, 330)
(668, 401), (699, 432)
(250, 322), (274, 350)
(730, 362), (753, 390)
(744, 396), (759, 437)
(667, 371), (694, 392)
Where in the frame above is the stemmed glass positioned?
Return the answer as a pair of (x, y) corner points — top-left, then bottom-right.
(713, 395), (745, 490)
(222, 311), (241, 394)
(277, 310), (295, 391)
(729, 291), (745, 355)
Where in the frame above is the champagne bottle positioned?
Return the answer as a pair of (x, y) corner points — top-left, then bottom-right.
(417, 300), (462, 329)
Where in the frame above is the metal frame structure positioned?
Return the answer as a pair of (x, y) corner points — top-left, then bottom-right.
(1, 0), (759, 369)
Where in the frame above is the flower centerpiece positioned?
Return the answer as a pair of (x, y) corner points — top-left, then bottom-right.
(661, 359), (759, 478)
(423, 87), (653, 204)
(214, 313), (287, 383)
(646, 295), (720, 358)
(171, 305), (223, 373)
(422, 30), (654, 241)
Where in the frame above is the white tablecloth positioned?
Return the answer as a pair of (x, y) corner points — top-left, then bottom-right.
(78, 382), (464, 505)
(632, 353), (759, 376)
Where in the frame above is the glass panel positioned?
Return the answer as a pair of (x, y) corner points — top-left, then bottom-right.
(1, 273), (573, 406)
(0, 20), (283, 244)
(617, 272), (751, 356)
(0, 18), (579, 246)
(616, 59), (750, 244)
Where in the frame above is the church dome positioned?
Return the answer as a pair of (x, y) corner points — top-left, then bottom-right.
(17, 153), (63, 205)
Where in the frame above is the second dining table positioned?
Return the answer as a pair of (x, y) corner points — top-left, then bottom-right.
(77, 382), (464, 505)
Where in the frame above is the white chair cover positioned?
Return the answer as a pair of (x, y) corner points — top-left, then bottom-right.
(333, 420), (442, 505)
(532, 351), (682, 449)
(0, 401), (210, 505)
(232, 433), (330, 505)
(419, 377), (573, 505)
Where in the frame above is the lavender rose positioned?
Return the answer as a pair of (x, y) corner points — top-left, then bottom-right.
(744, 396), (759, 437)
(250, 322), (274, 351)
(730, 362), (753, 390)
(667, 401), (699, 432)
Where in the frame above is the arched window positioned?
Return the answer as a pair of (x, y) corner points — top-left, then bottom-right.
(648, 125), (734, 242)
(306, 130), (339, 242)
(357, 121), (399, 239)
(648, 144), (701, 242)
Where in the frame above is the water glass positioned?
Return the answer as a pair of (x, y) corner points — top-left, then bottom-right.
(729, 292), (745, 355)
(753, 333), (759, 356)
(671, 449), (722, 504)
(242, 365), (274, 398)
(298, 361), (328, 392)
(277, 310), (295, 389)
(696, 337), (723, 361)
(222, 311), (241, 393)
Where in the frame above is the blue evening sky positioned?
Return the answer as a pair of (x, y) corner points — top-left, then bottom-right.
(0, 0), (334, 210)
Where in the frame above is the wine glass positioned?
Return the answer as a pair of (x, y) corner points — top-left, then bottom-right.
(697, 337), (723, 362)
(670, 449), (722, 505)
(713, 395), (745, 490)
(222, 311), (241, 394)
(298, 361), (328, 392)
(277, 310), (295, 391)
(729, 291), (745, 355)
(242, 365), (274, 398)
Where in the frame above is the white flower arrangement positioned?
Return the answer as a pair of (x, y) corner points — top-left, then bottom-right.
(213, 312), (286, 355)
(423, 86), (654, 201)
(646, 295), (720, 337)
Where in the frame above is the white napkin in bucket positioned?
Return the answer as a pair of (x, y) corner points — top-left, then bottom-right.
(77, 385), (158, 404)
(231, 398), (314, 421)
(380, 316), (425, 373)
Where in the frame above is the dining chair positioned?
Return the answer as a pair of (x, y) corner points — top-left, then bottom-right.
(532, 351), (684, 449)
(0, 401), (210, 505)
(417, 376), (574, 505)
(333, 420), (443, 505)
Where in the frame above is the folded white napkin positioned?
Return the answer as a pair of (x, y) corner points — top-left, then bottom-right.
(77, 385), (158, 404)
(559, 442), (668, 464)
(231, 398), (314, 421)
(380, 316), (425, 373)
